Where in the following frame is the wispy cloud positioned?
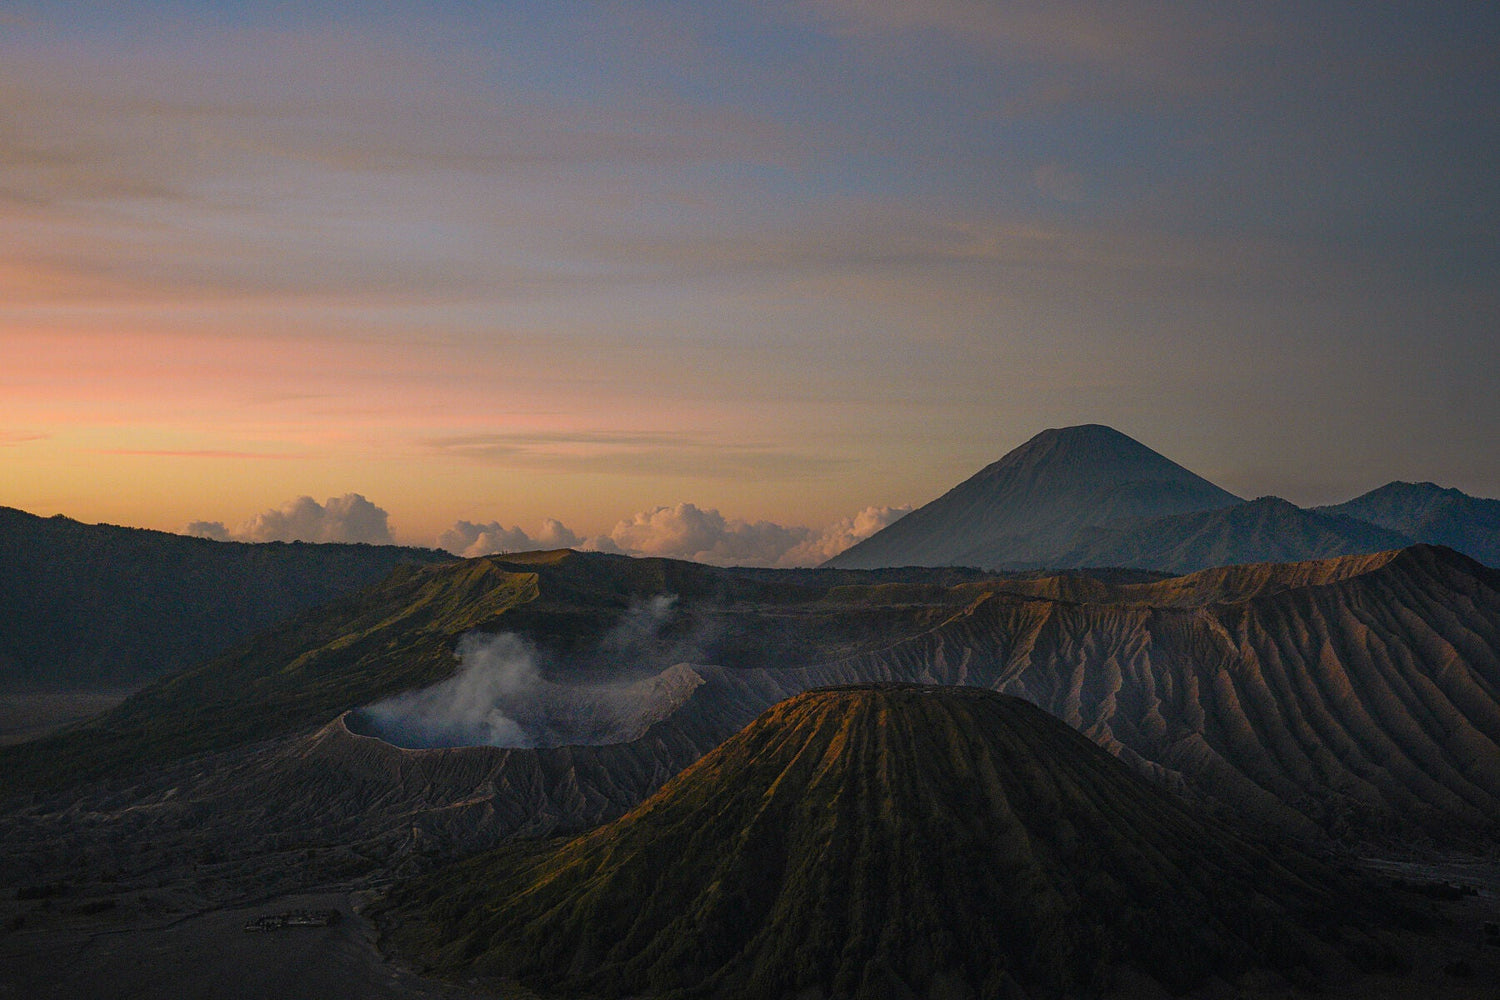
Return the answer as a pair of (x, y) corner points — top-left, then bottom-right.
(91, 448), (307, 460)
(426, 431), (845, 481)
(3, 3), (1498, 525)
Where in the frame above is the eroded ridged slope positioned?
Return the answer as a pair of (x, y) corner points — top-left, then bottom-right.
(385, 686), (1409, 1000)
(323, 545), (1500, 846)
(802, 545), (1500, 841)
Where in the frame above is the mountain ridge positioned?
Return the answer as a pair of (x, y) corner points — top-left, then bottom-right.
(1055, 495), (1418, 574)
(825, 424), (1243, 570)
(1322, 481), (1500, 566)
(825, 425), (1497, 572)
(7, 544), (1498, 848)
(0, 505), (454, 689)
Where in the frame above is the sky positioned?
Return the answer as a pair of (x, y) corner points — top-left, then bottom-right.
(3, 2), (1498, 563)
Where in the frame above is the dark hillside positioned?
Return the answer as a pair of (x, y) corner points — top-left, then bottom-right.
(6, 546), (1498, 849)
(0, 550), (983, 795)
(0, 506), (452, 689)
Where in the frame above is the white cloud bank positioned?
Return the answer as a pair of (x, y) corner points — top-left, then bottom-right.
(437, 502), (910, 568)
(436, 518), (582, 558)
(187, 493), (394, 545)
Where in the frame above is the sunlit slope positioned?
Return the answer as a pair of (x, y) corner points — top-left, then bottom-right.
(0, 550), (959, 796)
(0, 505), (454, 688)
(0, 558), (542, 794)
(385, 685), (1409, 999)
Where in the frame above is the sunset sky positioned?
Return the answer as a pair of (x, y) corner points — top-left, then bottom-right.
(3, 3), (1498, 562)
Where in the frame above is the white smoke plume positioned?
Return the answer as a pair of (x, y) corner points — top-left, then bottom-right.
(600, 593), (679, 654)
(186, 493), (394, 545)
(436, 517), (581, 557)
(359, 632), (540, 748)
(355, 595), (697, 749)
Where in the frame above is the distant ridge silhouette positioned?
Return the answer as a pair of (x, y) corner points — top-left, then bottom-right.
(826, 425), (1498, 571)
(1322, 480), (1500, 566)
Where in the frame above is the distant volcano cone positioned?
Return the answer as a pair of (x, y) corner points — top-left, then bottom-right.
(824, 424), (1242, 570)
(384, 685), (1409, 998)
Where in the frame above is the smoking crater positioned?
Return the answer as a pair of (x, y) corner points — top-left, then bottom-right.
(347, 629), (703, 750)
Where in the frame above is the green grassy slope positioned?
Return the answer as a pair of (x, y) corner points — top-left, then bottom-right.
(8, 545), (1497, 850)
(383, 685), (1414, 999)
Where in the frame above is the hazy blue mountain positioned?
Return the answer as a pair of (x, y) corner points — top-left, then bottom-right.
(1321, 481), (1500, 566)
(1058, 495), (1416, 574)
(0, 505), (452, 689)
(824, 424), (1242, 570)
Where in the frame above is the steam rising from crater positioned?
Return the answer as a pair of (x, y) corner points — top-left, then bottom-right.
(351, 595), (703, 749)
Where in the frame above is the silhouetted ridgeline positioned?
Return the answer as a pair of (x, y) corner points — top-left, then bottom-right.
(1322, 480), (1500, 566)
(1055, 495), (1415, 573)
(0, 505), (452, 689)
(826, 424), (1243, 570)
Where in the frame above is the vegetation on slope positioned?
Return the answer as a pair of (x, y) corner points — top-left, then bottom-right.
(384, 685), (1414, 999)
(0, 558), (536, 794)
(6, 544), (1497, 851)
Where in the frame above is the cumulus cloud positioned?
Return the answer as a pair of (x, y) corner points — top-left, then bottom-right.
(583, 501), (911, 568)
(437, 517), (582, 557)
(185, 520), (233, 542)
(603, 503), (802, 566)
(779, 504), (914, 566)
(185, 493), (394, 545)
